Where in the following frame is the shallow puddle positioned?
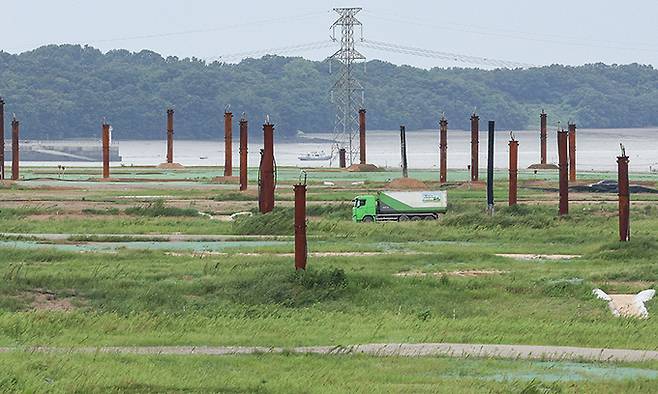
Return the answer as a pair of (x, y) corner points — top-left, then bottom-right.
(482, 361), (658, 382)
(0, 240), (287, 252)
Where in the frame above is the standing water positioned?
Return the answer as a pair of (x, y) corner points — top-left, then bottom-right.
(19, 128), (658, 173)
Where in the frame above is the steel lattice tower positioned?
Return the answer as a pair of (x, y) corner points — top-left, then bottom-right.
(329, 7), (365, 165)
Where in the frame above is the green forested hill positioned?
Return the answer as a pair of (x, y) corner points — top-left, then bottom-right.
(1, 44), (657, 140)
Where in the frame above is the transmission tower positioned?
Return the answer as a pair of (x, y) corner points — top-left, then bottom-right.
(329, 7), (365, 165)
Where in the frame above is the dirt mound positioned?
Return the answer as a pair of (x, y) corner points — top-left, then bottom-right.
(157, 163), (185, 169)
(386, 178), (427, 190)
(347, 163), (382, 172)
(528, 163), (559, 170)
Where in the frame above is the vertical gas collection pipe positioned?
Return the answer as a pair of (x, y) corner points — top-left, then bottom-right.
(508, 136), (519, 206)
(339, 148), (346, 168)
(617, 152), (630, 242)
(359, 109), (366, 165)
(540, 110), (547, 165)
(259, 121), (275, 214)
(0, 97), (5, 180)
(239, 115), (248, 191)
(470, 112), (479, 182)
(400, 125), (408, 178)
(294, 183), (307, 270)
(102, 122), (110, 179)
(166, 108), (174, 164)
(11, 116), (19, 181)
(557, 129), (569, 215)
(224, 111), (233, 177)
(568, 122), (576, 182)
(439, 115), (448, 184)
(487, 121), (495, 214)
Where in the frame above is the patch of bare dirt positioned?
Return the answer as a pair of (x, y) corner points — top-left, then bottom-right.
(394, 269), (508, 278)
(27, 289), (79, 312)
(157, 163), (185, 169)
(454, 181), (487, 190)
(210, 176), (240, 184)
(495, 254), (580, 261)
(386, 178), (427, 190)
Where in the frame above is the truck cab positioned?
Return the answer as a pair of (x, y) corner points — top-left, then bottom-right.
(352, 195), (377, 222)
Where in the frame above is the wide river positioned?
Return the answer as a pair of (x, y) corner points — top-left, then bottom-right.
(25, 128), (658, 173)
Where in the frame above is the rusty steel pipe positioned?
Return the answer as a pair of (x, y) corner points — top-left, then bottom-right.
(0, 97), (5, 180)
(400, 125), (408, 178)
(239, 115), (248, 191)
(259, 121), (275, 214)
(102, 122), (110, 179)
(540, 110), (547, 165)
(166, 108), (174, 164)
(439, 115), (448, 184)
(508, 138), (519, 206)
(224, 111), (233, 177)
(11, 116), (19, 181)
(339, 148), (346, 168)
(294, 183), (307, 270)
(359, 109), (366, 165)
(470, 112), (479, 182)
(557, 129), (569, 215)
(617, 154), (630, 242)
(568, 122), (576, 182)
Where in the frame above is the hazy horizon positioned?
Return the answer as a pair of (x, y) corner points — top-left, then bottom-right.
(2, 1), (657, 69)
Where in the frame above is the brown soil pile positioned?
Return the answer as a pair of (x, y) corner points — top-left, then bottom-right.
(528, 163), (559, 170)
(157, 163), (185, 169)
(346, 163), (382, 172)
(386, 178), (427, 190)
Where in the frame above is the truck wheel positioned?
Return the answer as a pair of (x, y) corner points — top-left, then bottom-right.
(399, 215), (409, 222)
(411, 216), (421, 221)
(362, 216), (374, 223)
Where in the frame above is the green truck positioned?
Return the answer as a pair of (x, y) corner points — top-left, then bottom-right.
(352, 191), (448, 222)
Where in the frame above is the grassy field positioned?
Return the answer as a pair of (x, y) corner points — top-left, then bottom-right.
(0, 166), (657, 391)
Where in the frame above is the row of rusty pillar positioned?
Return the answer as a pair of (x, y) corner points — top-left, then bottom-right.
(0, 98), (21, 181)
(160, 108), (273, 214)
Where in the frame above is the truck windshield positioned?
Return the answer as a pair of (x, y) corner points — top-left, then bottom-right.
(353, 199), (366, 208)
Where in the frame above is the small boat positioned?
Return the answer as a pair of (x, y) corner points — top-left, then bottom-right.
(298, 151), (332, 161)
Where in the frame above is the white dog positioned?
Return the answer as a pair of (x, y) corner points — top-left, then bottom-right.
(593, 288), (655, 318)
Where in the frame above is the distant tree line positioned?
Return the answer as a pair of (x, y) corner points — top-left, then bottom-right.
(1, 44), (658, 140)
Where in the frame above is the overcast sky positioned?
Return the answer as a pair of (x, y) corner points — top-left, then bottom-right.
(2, 0), (657, 69)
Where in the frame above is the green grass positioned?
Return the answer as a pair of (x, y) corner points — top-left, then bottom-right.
(124, 199), (200, 217)
(0, 172), (657, 392)
(0, 353), (656, 393)
(0, 238), (656, 349)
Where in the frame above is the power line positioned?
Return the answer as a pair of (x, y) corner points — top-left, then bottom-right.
(207, 40), (335, 63)
(360, 40), (533, 69)
(84, 11), (328, 44)
(367, 11), (658, 54)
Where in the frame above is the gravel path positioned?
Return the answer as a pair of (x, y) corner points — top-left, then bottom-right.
(2, 343), (658, 362)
